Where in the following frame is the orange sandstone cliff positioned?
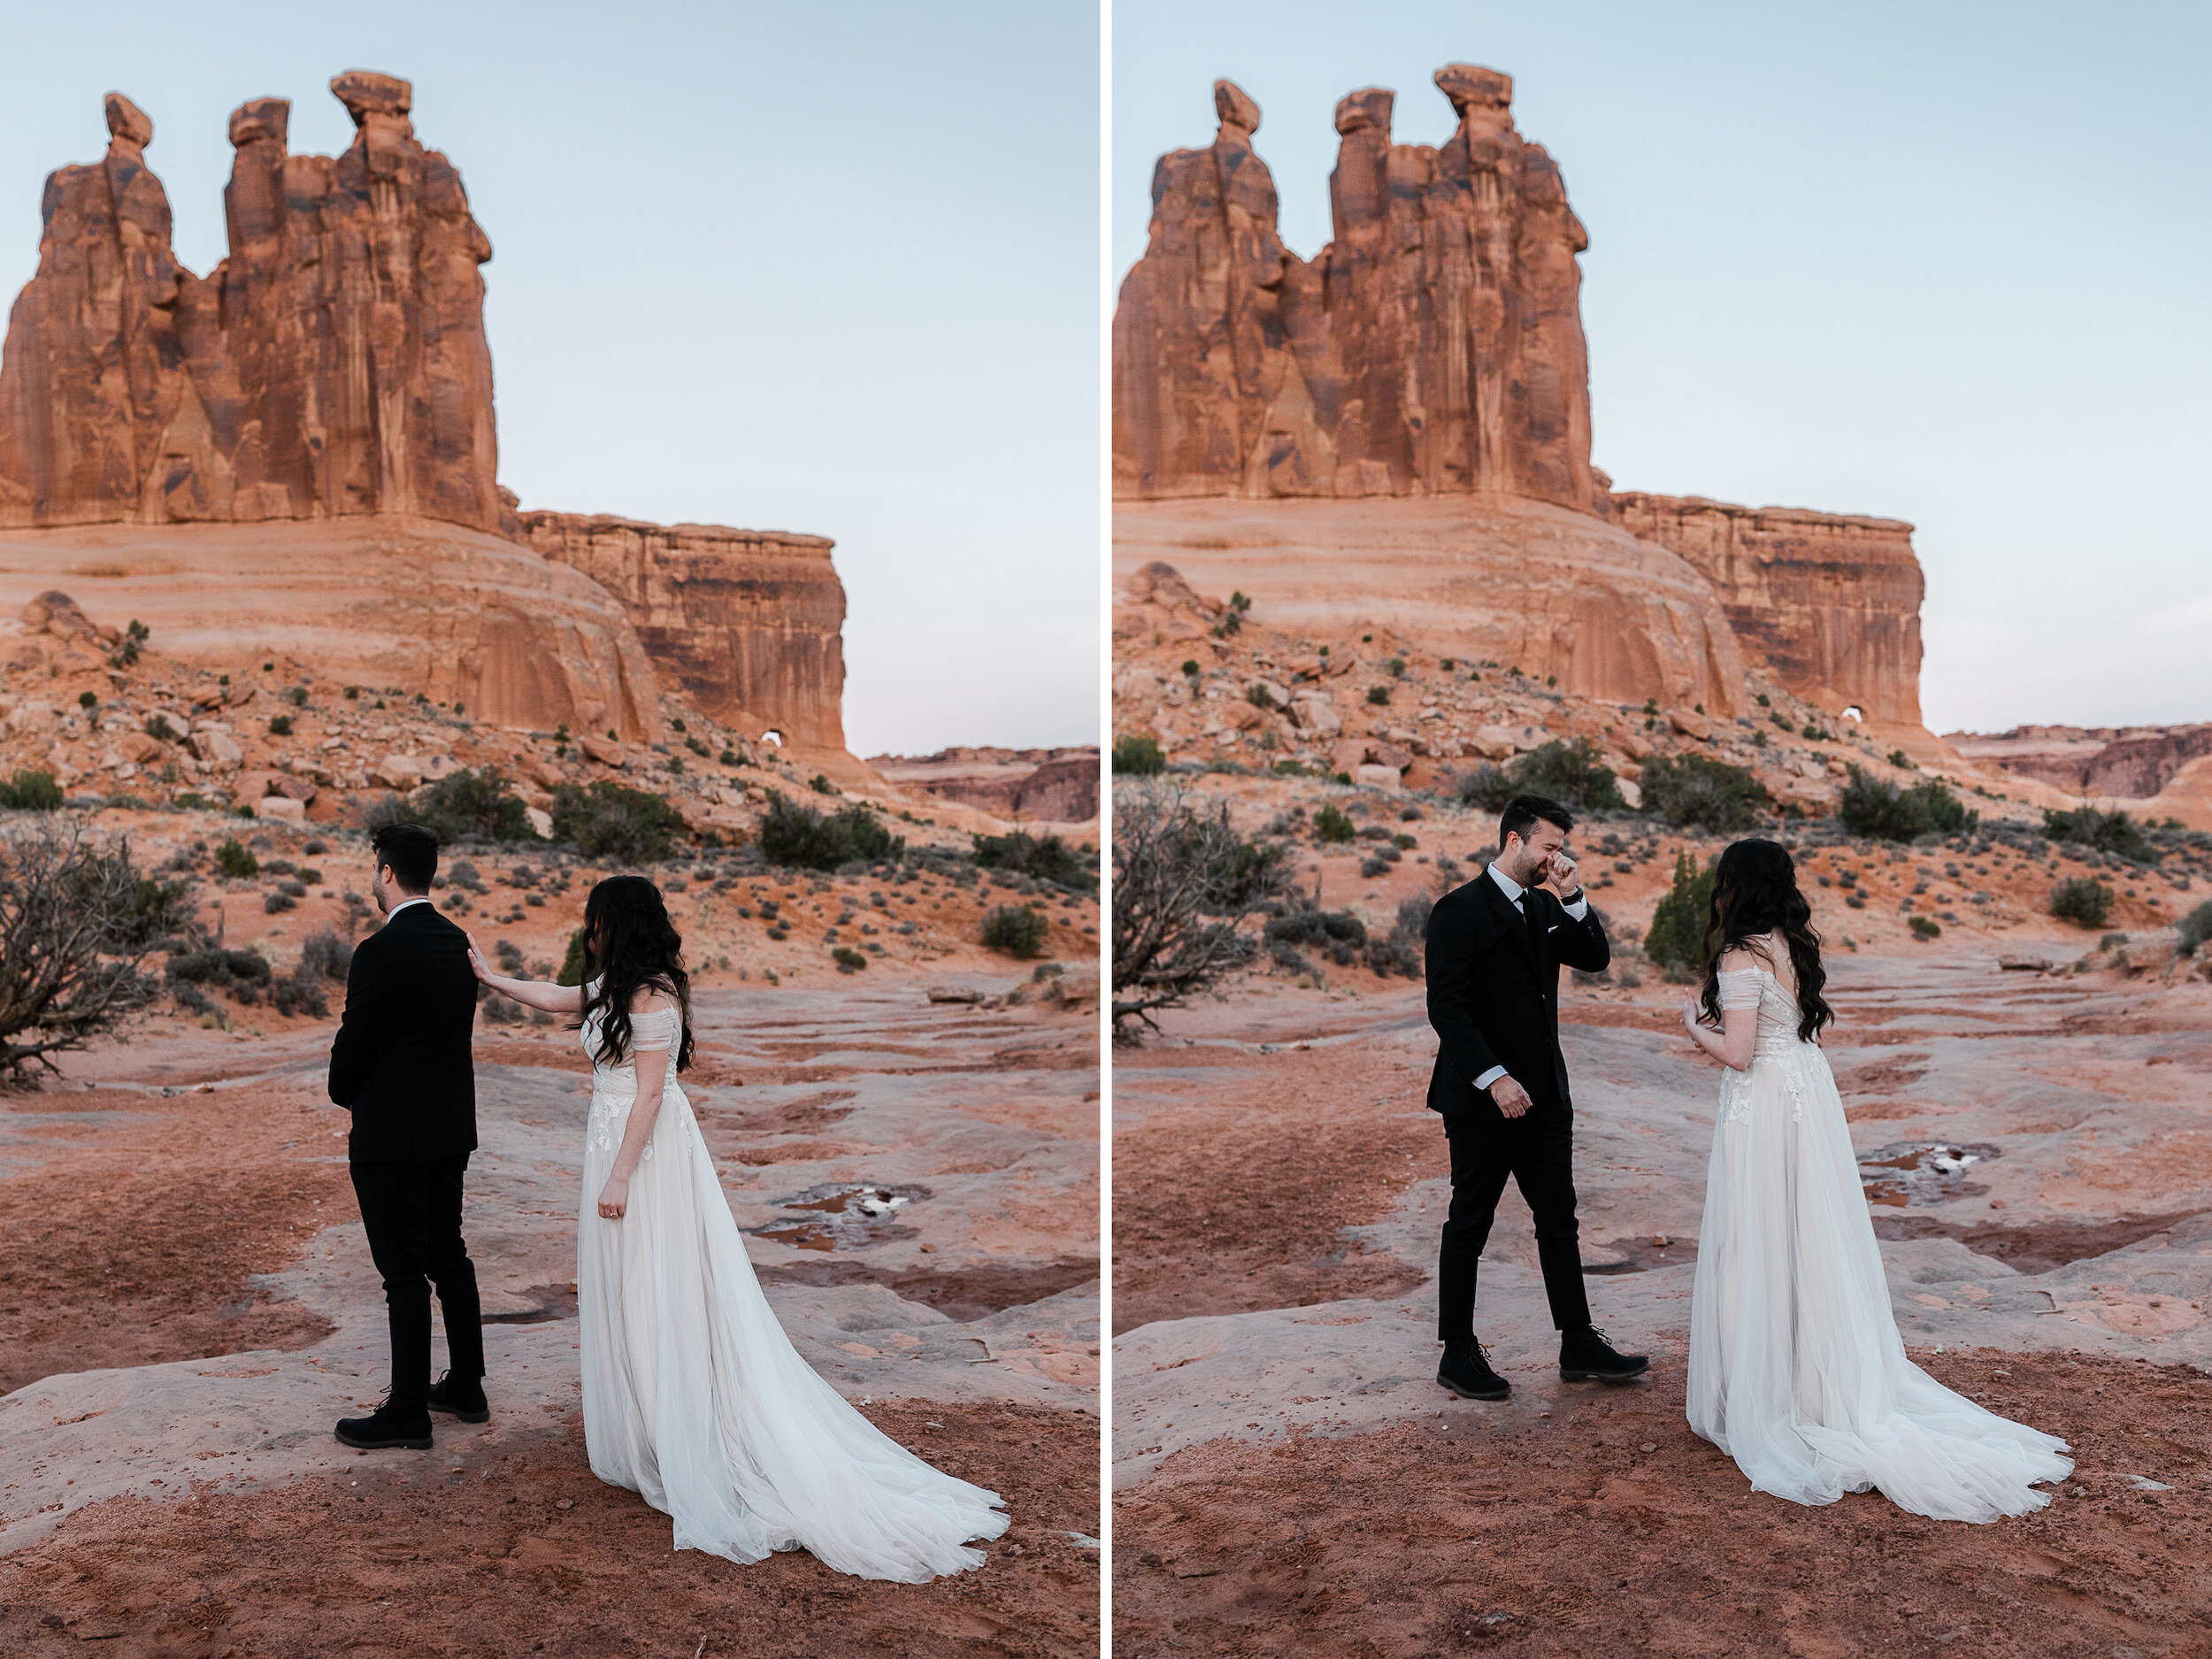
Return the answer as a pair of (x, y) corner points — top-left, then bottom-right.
(1113, 68), (1932, 741)
(0, 79), (849, 763)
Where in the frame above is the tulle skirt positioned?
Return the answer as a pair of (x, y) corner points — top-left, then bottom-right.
(579, 1079), (1009, 1579)
(1686, 1043), (2072, 1522)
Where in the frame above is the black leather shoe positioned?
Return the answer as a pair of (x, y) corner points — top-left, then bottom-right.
(426, 1371), (488, 1423)
(1559, 1325), (1650, 1382)
(1438, 1339), (1510, 1401)
(335, 1395), (434, 1450)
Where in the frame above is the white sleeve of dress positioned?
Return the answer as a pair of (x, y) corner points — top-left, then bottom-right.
(629, 1005), (680, 1051)
(1716, 968), (1763, 1010)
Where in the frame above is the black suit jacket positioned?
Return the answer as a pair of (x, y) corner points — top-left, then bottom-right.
(327, 901), (480, 1164)
(1424, 871), (1609, 1119)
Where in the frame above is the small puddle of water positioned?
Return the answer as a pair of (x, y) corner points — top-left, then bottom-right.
(749, 1182), (929, 1252)
(1858, 1141), (2001, 1207)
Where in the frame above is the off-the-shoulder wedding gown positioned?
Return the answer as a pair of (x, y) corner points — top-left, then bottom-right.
(576, 989), (1008, 1579)
(1686, 949), (2072, 1521)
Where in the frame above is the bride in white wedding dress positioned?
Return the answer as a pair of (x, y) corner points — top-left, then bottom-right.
(467, 875), (1008, 1581)
(1679, 839), (2071, 1523)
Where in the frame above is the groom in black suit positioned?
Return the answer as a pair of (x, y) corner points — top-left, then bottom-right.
(326, 822), (489, 1448)
(1424, 793), (1648, 1400)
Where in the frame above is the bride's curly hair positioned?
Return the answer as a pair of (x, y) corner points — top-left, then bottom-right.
(575, 875), (695, 1072)
(1698, 837), (1834, 1045)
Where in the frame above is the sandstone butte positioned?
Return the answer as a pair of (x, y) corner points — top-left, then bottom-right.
(1111, 68), (1929, 741)
(0, 78), (855, 774)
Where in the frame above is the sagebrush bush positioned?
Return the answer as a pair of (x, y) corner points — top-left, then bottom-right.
(214, 837), (258, 879)
(1838, 765), (1976, 841)
(2049, 878), (2114, 930)
(1313, 803), (1356, 844)
(1641, 755), (1771, 832)
(2178, 900), (2212, 956)
(972, 830), (1094, 893)
(299, 926), (354, 981)
(1455, 764), (1517, 812)
(412, 767), (536, 843)
(2041, 806), (2157, 864)
(832, 946), (870, 973)
(981, 903), (1050, 959)
(757, 792), (902, 872)
(550, 781), (687, 863)
(0, 769), (63, 810)
(1111, 734), (1164, 775)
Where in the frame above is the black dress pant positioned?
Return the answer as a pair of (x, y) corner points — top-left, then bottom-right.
(1437, 1102), (1591, 1341)
(349, 1154), (484, 1406)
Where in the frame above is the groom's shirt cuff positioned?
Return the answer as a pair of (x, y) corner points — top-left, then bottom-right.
(1562, 893), (1589, 920)
(1473, 1064), (1508, 1090)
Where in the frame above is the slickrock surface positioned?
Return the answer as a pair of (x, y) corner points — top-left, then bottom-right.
(1609, 493), (1926, 729)
(516, 512), (849, 754)
(0, 961), (1098, 1649)
(1112, 942), (2212, 1655)
(869, 748), (1102, 827)
(0, 79), (506, 536)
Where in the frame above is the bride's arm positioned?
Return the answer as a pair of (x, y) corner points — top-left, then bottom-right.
(595, 993), (676, 1220)
(1681, 950), (1760, 1071)
(464, 932), (584, 1013)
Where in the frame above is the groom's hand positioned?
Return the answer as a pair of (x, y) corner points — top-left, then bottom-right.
(1540, 849), (1580, 899)
(1489, 1074), (1534, 1119)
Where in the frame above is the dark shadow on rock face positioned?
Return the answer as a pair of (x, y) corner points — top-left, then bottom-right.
(755, 1258), (1099, 1323)
(1870, 1210), (2210, 1275)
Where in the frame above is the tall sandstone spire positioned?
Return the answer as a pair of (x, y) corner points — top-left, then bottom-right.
(0, 73), (509, 534)
(1113, 67), (1600, 511)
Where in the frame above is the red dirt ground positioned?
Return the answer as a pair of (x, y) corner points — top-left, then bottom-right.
(0, 1079), (343, 1394)
(1113, 1348), (2212, 1658)
(0, 1400), (1098, 1658)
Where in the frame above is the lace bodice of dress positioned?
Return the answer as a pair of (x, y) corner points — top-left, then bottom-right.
(581, 981), (684, 1156)
(1716, 964), (1807, 1060)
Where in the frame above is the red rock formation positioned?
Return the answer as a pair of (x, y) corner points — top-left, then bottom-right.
(514, 512), (847, 753)
(1609, 493), (1925, 727)
(1113, 69), (1598, 511)
(1945, 724), (2212, 801)
(0, 76), (509, 536)
(865, 748), (1101, 825)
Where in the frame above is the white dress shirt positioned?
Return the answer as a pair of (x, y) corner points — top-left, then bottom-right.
(385, 894), (434, 918)
(1472, 860), (1590, 1091)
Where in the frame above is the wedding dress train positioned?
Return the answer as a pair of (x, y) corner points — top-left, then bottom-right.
(1686, 957), (2072, 1522)
(576, 992), (1009, 1579)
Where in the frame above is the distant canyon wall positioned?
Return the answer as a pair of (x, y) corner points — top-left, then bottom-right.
(515, 512), (847, 753)
(1114, 67), (1935, 733)
(1945, 724), (2212, 801)
(1608, 494), (1925, 728)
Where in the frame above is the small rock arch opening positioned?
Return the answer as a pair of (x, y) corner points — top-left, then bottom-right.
(1841, 706), (1864, 723)
(760, 729), (784, 748)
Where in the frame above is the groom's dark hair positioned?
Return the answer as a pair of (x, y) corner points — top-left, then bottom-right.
(371, 822), (440, 894)
(1498, 793), (1574, 848)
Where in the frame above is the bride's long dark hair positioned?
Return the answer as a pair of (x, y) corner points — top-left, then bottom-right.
(575, 875), (695, 1071)
(1697, 838), (1834, 1045)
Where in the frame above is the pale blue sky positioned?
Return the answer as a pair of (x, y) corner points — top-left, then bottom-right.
(0, 0), (1100, 757)
(1113, 0), (2212, 733)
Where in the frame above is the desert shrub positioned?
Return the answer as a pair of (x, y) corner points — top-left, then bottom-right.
(2178, 900), (2212, 956)
(1112, 780), (1291, 1033)
(1455, 764), (1517, 812)
(972, 830), (1094, 894)
(1645, 849), (1717, 968)
(1641, 755), (1771, 832)
(269, 965), (328, 1018)
(1909, 915), (1942, 940)
(143, 713), (178, 742)
(831, 946), (871, 973)
(1313, 803), (1356, 844)
(1245, 682), (1277, 710)
(214, 837), (258, 879)
(550, 780), (687, 863)
(757, 792), (903, 872)
(299, 926), (355, 981)
(264, 889), (296, 914)
(981, 903), (1050, 959)
(1265, 906), (1368, 966)
(414, 767), (535, 844)
(2041, 806), (2157, 864)
(1365, 686), (1391, 706)
(557, 926), (588, 987)
(1838, 766), (1976, 841)
(2049, 878), (2114, 930)
(1367, 930), (1422, 979)
(1887, 749), (1916, 770)
(1112, 734), (1165, 776)
(167, 947), (273, 990)
(1507, 739), (1627, 811)
(0, 769), (63, 811)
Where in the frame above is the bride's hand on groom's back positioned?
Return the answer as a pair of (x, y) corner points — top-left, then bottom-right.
(464, 932), (491, 981)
